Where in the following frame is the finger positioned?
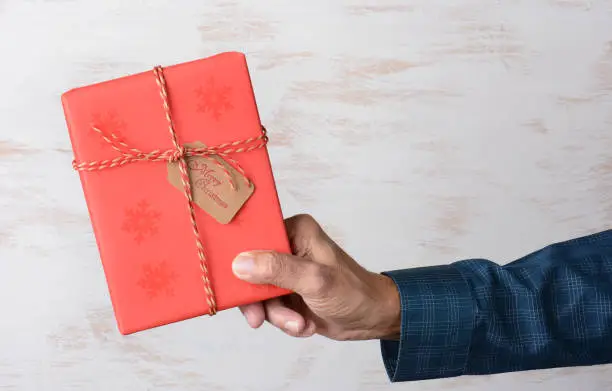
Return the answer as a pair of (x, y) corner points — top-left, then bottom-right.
(283, 214), (339, 267)
(264, 298), (309, 337)
(281, 294), (317, 338)
(284, 214), (320, 237)
(283, 214), (321, 257)
(301, 318), (317, 338)
(238, 302), (265, 328)
(232, 251), (332, 296)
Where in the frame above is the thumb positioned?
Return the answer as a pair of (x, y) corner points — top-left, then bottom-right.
(232, 251), (327, 295)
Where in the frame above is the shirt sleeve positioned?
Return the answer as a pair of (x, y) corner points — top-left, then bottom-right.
(380, 229), (612, 382)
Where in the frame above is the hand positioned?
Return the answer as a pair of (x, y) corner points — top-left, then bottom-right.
(231, 214), (401, 341)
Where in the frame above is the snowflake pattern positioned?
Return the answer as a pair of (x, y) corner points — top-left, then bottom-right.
(91, 111), (126, 147)
(195, 78), (233, 120)
(138, 260), (177, 299)
(121, 200), (161, 244)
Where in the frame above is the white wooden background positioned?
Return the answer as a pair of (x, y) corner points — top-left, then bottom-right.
(1, 0), (611, 390)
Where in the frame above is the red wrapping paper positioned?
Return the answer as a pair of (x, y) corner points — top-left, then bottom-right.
(61, 52), (291, 335)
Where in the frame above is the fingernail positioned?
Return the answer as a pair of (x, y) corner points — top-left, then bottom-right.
(232, 253), (255, 278)
(285, 321), (300, 333)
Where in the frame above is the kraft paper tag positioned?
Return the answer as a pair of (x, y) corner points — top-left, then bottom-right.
(167, 142), (254, 224)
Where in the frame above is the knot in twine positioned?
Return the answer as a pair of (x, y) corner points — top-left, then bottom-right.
(170, 146), (186, 162)
(71, 65), (269, 315)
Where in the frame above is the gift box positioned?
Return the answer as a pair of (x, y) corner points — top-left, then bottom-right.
(61, 52), (291, 335)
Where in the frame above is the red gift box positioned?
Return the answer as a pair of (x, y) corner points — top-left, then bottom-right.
(61, 52), (291, 335)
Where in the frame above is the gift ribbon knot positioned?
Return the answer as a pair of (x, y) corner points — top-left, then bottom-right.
(71, 65), (269, 316)
(170, 146), (186, 162)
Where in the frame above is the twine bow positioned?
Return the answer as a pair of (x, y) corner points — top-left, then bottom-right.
(72, 66), (269, 315)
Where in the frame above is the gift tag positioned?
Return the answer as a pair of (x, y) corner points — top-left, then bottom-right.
(167, 142), (254, 224)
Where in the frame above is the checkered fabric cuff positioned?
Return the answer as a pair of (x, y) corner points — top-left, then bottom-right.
(380, 264), (475, 382)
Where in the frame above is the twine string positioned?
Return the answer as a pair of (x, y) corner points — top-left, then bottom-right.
(72, 65), (269, 315)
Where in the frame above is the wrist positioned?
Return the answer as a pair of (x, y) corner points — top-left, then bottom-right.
(372, 273), (401, 340)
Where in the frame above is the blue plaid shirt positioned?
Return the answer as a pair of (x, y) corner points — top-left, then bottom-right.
(380, 229), (612, 382)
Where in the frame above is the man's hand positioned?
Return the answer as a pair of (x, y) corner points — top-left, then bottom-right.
(231, 214), (401, 341)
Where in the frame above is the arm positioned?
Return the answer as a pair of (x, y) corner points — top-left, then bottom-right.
(381, 229), (612, 382)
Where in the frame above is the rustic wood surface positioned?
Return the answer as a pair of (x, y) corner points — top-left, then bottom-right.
(1, 0), (612, 390)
